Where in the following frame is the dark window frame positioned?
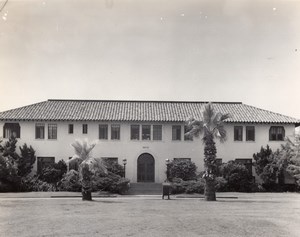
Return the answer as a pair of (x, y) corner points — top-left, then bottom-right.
(111, 125), (120, 140)
(142, 125), (151, 140)
(99, 124), (108, 140)
(48, 124), (57, 140)
(184, 125), (193, 141)
(246, 126), (255, 141)
(172, 125), (182, 141)
(37, 157), (55, 174)
(234, 126), (243, 141)
(131, 125), (140, 140)
(269, 126), (285, 141)
(3, 123), (21, 138)
(82, 124), (88, 134)
(68, 124), (74, 134)
(35, 123), (45, 139)
(153, 125), (162, 141)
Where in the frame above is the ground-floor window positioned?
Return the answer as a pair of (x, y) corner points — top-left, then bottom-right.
(235, 158), (252, 176)
(37, 157), (55, 174)
(173, 158), (191, 162)
(3, 123), (20, 138)
(68, 157), (79, 171)
(102, 157), (118, 164)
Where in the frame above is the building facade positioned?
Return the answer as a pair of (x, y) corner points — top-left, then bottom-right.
(0, 100), (299, 183)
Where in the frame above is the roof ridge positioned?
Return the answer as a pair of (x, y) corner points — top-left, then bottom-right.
(47, 99), (243, 104)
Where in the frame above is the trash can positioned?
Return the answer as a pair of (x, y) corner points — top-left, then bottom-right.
(162, 182), (171, 200)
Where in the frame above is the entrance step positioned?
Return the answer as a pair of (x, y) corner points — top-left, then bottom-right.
(128, 183), (162, 195)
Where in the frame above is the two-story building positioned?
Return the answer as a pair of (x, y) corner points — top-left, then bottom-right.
(0, 99), (299, 183)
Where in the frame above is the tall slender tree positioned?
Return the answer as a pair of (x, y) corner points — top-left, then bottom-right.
(186, 102), (230, 201)
(70, 139), (107, 201)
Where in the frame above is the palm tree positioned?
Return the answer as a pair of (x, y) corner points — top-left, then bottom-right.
(186, 102), (230, 201)
(69, 139), (107, 201)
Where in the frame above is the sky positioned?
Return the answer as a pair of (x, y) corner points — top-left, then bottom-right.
(0, 0), (300, 119)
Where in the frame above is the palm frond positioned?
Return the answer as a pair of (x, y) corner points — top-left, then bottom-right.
(202, 102), (215, 125)
(185, 117), (204, 138)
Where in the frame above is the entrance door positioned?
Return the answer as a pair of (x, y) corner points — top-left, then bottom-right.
(137, 153), (155, 182)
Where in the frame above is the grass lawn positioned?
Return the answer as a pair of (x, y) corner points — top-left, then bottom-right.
(0, 193), (299, 237)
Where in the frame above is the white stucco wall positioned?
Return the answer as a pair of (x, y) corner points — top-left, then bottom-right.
(0, 121), (296, 183)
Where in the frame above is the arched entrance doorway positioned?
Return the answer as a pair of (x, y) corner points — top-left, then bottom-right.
(137, 153), (155, 182)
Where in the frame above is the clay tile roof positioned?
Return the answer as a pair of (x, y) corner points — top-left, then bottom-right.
(0, 99), (299, 124)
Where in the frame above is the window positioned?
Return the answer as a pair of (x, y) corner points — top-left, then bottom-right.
(235, 158), (253, 176)
(68, 157), (78, 171)
(68, 124), (74, 134)
(131, 125), (140, 140)
(48, 124), (57, 139)
(99, 124), (108, 139)
(111, 125), (120, 140)
(246, 126), (255, 141)
(215, 158), (223, 166)
(234, 126), (243, 141)
(269, 126), (285, 141)
(35, 123), (45, 139)
(82, 124), (88, 134)
(102, 157), (118, 165)
(153, 125), (162, 141)
(37, 157), (55, 174)
(3, 123), (20, 138)
(184, 126), (193, 141)
(172, 125), (181, 141)
(142, 125), (151, 140)
(173, 158), (191, 162)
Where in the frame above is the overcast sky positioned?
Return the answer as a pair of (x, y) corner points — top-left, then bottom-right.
(0, 0), (299, 119)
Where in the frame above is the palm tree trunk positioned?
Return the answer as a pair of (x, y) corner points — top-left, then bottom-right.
(80, 163), (92, 201)
(204, 133), (217, 201)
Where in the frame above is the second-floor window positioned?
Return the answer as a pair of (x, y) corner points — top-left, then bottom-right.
(153, 125), (162, 140)
(82, 124), (88, 134)
(48, 124), (57, 139)
(184, 125), (193, 141)
(246, 126), (255, 141)
(111, 125), (120, 140)
(99, 125), (108, 139)
(234, 126), (243, 141)
(172, 125), (181, 141)
(131, 125), (140, 140)
(142, 125), (151, 140)
(68, 124), (74, 134)
(35, 123), (45, 139)
(3, 123), (20, 138)
(269, 126), (285, 141)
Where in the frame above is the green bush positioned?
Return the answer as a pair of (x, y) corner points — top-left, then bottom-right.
(168, 160), (197, 181)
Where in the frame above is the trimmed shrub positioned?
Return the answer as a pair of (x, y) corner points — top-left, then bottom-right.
(39, 160), (67, 185)
(168, 159), (197, 181)
(21, 176), (56, 192)
(58, 170), (81, 192)
(220, 160), (254, 192)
